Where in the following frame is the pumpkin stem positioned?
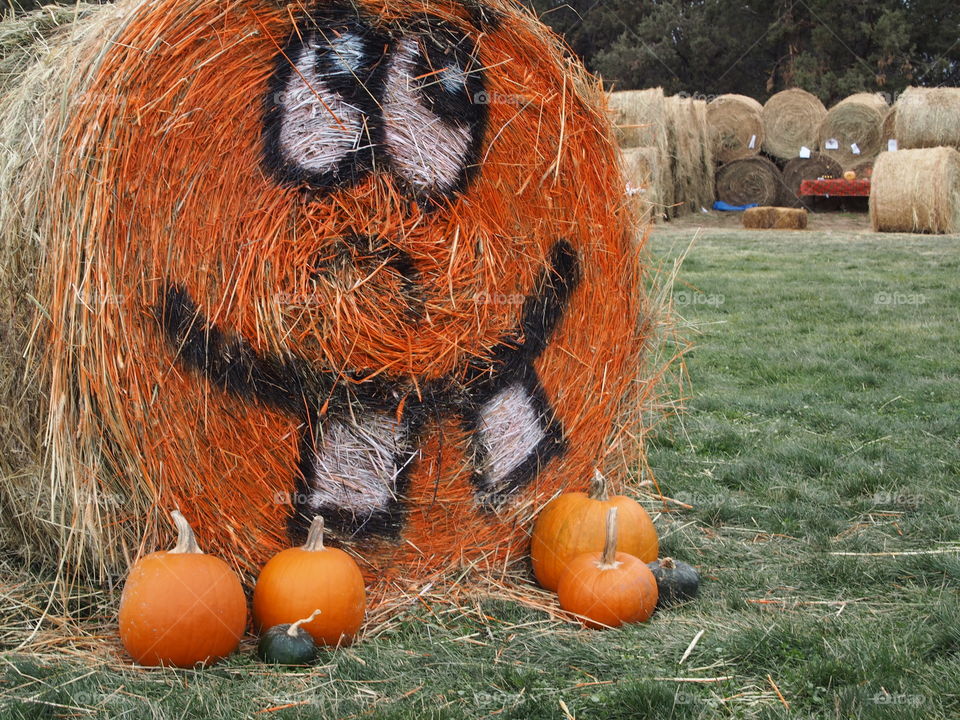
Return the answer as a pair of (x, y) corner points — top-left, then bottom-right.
(169, 510), (202, 554)
(599, 506), (619, 567)
(661, 557), (676, 569)
(303, 515), (326, 551)
(287, 609), (322, 637)
(590, 468), (610, 501)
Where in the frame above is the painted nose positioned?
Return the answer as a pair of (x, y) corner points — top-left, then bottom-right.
(262, 14), (488, 204)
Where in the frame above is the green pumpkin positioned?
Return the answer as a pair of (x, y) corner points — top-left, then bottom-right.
(647, 557), (700, 608)
(257, 611), (320, 665)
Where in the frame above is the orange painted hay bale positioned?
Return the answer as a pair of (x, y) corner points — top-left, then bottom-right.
(870, 147), (960, 234)
(761, 88), (827, 160)
(894, 86), (960, 150)
(742, 206), (808, 230)
(715, 156), (783, 207)
(781, 153), (844, 208)
(707, 94), (763, 164)
(818, 93), (887, 170)
(0, 0), (663, 601)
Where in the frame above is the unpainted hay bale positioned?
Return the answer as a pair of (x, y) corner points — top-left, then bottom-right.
(781, 153), (844, 208)
(707, 94), (764, 164)
(894, 87), (960, 150)
(665, 96), (714, 216)
(818, 93), (887, 170)
(608, 88), (673, 218)
(742, 206), (808, 230)
(870, 147), (960, 234)
(621, 146), (661, 222)
(715, 156), (783, 207)
(761, 88), (827, 160)
(608, 88), (668, 148)
(0, 0), (658, 600)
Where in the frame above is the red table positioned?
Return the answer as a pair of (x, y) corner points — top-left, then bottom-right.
(799, 178), (871, 197)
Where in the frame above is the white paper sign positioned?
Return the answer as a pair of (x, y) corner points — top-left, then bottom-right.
(748, 134), (756, 149)
(825, 138), (839, 150)
(851, 143), (861, 155)
(799, 146), (812, 159)
(888, 139), (898, 152)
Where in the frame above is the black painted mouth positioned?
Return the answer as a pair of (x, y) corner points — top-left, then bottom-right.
(156, 240), (580, 542)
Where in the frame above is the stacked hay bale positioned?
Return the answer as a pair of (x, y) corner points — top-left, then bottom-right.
(892, 87), (960, 150)
(610, 89), (714, 219)
(715, 156), (782, 207)
(818, 92), (888, 170)
(609, 88), (672, 219)
(761, 88), (827, 160)
(707, 94), (764, 164)
(870, 147), (960, 233)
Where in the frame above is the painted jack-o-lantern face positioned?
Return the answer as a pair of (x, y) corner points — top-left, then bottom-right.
(49, 0), (644, 590)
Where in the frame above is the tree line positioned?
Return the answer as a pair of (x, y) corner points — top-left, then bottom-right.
(524, 0), (959, 104)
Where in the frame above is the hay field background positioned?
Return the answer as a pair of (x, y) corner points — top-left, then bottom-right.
(1, 214), (958, 719)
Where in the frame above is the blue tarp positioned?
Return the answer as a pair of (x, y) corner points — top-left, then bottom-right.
(712, 201), (759, 212)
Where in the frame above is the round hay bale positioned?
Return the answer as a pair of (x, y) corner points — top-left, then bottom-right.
(870, 147), (960, 234)
(761, 88), (827, 160)
(0, 0), (659, 600)
(818, 93), (887, 170)
(715, 156), (782, 207)
(707, 94), (764, 164)
(894, 87), (960, 150)
(781, 153), (844, 208)
(742, 206), (808, 230)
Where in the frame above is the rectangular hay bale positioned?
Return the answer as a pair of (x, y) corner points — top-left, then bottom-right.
(742, 206), (809, 230)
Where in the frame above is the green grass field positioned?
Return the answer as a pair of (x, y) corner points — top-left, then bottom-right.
(2, 220), (959, 719)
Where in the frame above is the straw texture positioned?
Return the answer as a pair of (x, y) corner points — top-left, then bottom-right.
(0, 0), (662, 602)
(715, 156), (782, 207)
(818, 93), (887, 170)
(707, 94), (763, 164)
(870, 147), (960, 234)
(761, 88), (826, 160)
(894, 87), (960, 151)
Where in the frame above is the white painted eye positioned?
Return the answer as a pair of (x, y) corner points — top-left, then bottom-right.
(381, 38), (474, 196)
(275, 37), (370, 180)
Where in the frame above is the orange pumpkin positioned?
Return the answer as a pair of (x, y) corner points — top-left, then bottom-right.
(118, 511), (247, 667)
(557, 507), (658, 628)
(253, 516), (366, 646)
(530, 470), (658, 591)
